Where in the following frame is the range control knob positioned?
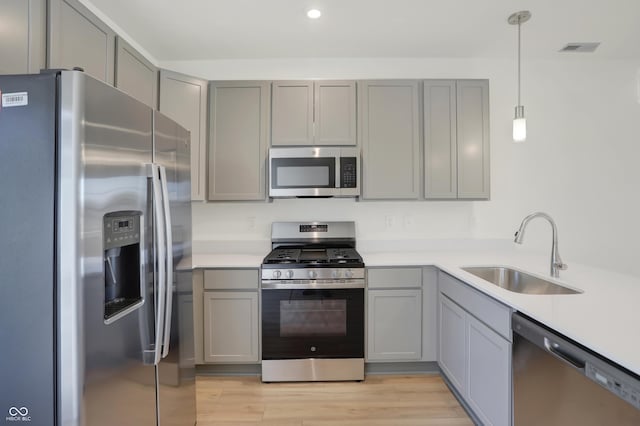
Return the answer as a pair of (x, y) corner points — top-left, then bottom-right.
(308, 270), (318, 279)
(344, 269), (353, 279)
(273, 270), (282, 279)
(285, 270), (294, 279)
(331, 270), (341, 279)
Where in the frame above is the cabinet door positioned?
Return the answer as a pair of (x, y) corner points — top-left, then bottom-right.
(421, 267), (438, 361)
(271, 81), (313, 146)
(359, 80), (420, 199)
(438, 294), (467, 394)
(192, 270), (204, 364)
(457, 80), (490, 199)
(203, 291), (259, 363)
(467, 315), (511, 426)
(159, 70), (208, 201)
(0, 0), (46, 74)
(315, 81), (357, 146)
(115, 37), (157, 109)
(208, 81), (270, 200)
(367, 289), (421, 361)
(48, 0), (116, 84)
(424, 80), (457, 199)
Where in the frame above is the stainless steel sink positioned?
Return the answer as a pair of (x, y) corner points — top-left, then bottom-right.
(461, 266), (582, 295)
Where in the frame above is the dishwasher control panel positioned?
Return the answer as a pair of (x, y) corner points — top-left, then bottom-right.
(587, 363), (640, 410)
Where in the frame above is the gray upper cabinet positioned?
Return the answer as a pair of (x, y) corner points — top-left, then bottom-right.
(424, 79), (490, 200)
(48, 0), (116, 84)
(359, 80), (421, 200)
(314, 81), (357, 145)
(208, 81), (270, 201)
(271, 81), (313, 145)
(0, 0), (46, 74)
(424, 80), (457, 199)
(115, 37), (157, 109)
(456, 80), (490, 199)
(159, 70), (208, 201)
(271, 80), (356, 146)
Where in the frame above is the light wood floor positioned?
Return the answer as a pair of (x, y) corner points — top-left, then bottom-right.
(196, 374), (473, 425)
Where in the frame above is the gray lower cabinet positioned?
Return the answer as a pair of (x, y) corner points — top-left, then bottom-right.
(424, 79), (490, 199)
(421, 267), (438, 361)
(115, 37), (157, 109)
(466, 314), (511, 426)
(359, 80), (421, 199)
(48, 0), (116, 84)
(198, 269), (260, 364)
(366, 267), (423, 361)
(0, 0), (46, 74)
(438, 271), (512, 426)
(203, 291), (259, 363)
(271, 80), (356, 146)
(438, 294), (467, 390)
(367, 289), (422, 361)
(159, 70), (208, 201)
(208, 81), (270, 200)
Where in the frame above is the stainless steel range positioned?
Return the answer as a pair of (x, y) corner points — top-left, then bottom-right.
(261, 222), (365, 382)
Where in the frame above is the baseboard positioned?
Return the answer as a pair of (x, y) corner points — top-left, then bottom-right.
(196, 361), (439, 376)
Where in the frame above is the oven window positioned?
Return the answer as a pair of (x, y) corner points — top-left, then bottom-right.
(261, 288), (364, 359)
(280, 300), (346, 337)
(271, 157), (335, 188)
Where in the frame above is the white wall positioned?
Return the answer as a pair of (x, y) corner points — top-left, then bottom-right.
(167, 57), (640, 277)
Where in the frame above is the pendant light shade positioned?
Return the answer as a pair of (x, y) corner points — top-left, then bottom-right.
(508, 11), (531, 143)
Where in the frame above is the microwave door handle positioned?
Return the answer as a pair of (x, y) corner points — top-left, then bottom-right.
(335, 157), (341, 188)
(159, 165), (173, 359)
(149, 163), (166, 366)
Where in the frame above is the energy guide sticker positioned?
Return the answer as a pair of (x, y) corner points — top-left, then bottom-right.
(2, 92), (29, 107)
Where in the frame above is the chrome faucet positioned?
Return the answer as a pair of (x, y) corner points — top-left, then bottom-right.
(514, 212), (568, 278)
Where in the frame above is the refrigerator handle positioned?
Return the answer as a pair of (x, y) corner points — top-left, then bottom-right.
(149, 163), (167, 365)
(159, 165), (174, 358)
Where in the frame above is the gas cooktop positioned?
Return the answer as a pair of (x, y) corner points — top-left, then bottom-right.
(262, 246), (363, 268)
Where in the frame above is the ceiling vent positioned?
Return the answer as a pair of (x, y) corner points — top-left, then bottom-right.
(559, 42), (601, 53)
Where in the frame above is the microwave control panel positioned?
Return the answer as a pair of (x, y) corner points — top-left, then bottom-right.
(340, 157), (357, 188)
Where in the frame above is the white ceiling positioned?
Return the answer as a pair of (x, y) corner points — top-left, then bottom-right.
(86, 0), (640, 61)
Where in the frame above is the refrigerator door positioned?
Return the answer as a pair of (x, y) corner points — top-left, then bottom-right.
(57, 71), (157, 425)
(0, 72), (58, 426)
(153, 111), (196, 425)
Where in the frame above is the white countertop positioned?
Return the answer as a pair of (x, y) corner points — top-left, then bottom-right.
(190, 245), (640, 376)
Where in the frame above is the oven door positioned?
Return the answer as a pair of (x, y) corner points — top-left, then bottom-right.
(261, 285), (364, 360)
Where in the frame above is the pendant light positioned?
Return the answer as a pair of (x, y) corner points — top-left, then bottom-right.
(508, 11), (531, 142)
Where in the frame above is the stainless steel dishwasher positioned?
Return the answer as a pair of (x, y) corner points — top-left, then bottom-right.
(512, 313), (640, 425)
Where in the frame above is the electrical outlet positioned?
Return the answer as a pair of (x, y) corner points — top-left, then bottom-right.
(247, 216), (256, 230)
(403, 215), (414, 229)
(385, 215), (397, 229)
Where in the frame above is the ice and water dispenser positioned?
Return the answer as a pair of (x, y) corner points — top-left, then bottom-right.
(103, 211), (143, 323)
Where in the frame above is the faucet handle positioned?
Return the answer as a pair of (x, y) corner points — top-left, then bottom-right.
(555, 262), (568, 271)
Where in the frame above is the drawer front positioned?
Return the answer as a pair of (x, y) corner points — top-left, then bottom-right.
(204, 269), (259, 290)
(367, 267), (422, 289)
(439, 271), (511, 340)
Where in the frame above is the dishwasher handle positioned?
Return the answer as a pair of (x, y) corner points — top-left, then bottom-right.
(543, 337), (586, 371)
(513, 312), (588, 374)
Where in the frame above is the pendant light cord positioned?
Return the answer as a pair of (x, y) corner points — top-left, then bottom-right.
(517, 19), (521, 106)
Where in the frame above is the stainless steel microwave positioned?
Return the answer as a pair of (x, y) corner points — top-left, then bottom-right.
(269, 147), (360, 198)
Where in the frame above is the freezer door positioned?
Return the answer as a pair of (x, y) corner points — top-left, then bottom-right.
(0, 72), (57, 426)
(57, 71), (157, 426)
(153, 111), (196, 425)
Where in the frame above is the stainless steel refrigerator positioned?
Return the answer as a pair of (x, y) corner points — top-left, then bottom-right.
(0, 70), (195, 426)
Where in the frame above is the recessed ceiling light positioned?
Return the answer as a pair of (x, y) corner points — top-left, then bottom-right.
(307, 9), (322, 19)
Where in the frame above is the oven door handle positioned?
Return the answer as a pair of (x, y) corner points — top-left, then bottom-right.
(261, 281), (365, 290)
